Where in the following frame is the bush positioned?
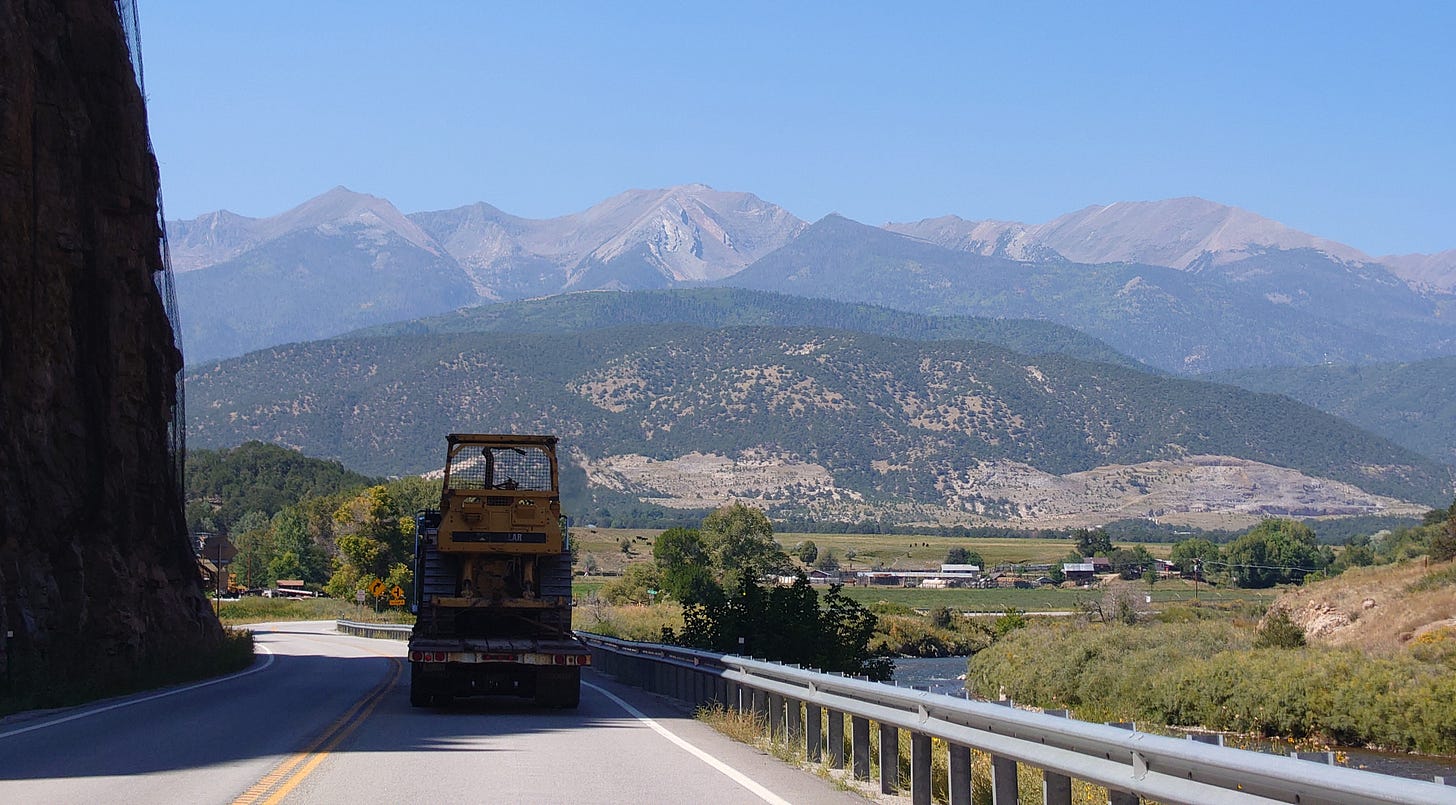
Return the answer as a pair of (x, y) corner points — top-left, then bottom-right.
(964, 617), (1456, 753)
(1254, 608), (1307, 649)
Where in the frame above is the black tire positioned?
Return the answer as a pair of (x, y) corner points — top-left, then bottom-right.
(535, 667), (581, 708)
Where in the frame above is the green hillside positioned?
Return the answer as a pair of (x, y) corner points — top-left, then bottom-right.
(185, 441), (380, 531)
(185, 325), (1449, 519)
(347, 287), (1142, 369)
(1212, 356), (1456, 467)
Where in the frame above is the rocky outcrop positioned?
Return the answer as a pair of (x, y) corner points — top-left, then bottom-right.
(0, 0), (221, 689)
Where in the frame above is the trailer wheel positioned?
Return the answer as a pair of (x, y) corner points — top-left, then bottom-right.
(535, 667), (581, 709)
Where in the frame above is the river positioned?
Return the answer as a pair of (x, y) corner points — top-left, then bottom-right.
(890, 656), (1456, 783)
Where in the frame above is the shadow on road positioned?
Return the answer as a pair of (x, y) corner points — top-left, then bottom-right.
(0, 649), (692, 781)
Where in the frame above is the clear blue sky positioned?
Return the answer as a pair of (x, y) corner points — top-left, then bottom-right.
(141, 1), (1454, 256)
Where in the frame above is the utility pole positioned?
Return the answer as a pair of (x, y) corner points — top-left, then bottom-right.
(1193, 558), (1201, 604)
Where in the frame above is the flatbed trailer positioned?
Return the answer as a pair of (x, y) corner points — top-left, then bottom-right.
(408, 434), (585, 708)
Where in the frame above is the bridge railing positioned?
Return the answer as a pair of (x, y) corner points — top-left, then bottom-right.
(575, 631), (1453, 805)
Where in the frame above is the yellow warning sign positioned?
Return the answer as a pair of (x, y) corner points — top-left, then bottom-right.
(390, 585), (405, 600)
(369, 578), (386, 597)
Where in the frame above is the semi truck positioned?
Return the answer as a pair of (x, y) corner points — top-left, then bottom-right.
(407, 434), (589, 708)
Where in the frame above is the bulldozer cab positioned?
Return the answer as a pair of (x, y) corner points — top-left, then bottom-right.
(437, 434), (563, 554)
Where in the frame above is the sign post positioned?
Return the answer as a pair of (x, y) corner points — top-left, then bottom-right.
(368, 578), (386, 615)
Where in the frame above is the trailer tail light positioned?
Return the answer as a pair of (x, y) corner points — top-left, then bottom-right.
(552, 654), (591, 666)
(409, 651), (451, 662)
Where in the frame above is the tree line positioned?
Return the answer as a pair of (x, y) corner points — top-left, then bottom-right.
(188, 442), (436, 598)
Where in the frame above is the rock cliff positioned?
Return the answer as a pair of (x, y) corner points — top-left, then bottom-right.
(0, 0), (221, 690)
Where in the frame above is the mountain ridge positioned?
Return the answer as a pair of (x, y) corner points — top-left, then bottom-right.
(183, 323), (1448, 527)
(166, 186), (1456, 369)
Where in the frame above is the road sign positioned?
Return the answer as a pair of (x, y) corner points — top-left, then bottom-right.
(390, 585), (405, 600)
(369, 578), (386, 597)
(355, 590), (366, 604)
(388, 597), (406, 607)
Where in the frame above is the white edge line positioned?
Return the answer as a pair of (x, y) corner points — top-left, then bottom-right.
(0, 644), (275, 740)
(583, 680), (792, 805)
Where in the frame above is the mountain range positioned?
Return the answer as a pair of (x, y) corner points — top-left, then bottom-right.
(183, 307), (1447, 528)
(169, 185), (1456, 369)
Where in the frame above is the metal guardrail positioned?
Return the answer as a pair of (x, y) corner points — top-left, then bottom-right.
(576, 631), (1456, 805)
(335, 620), (412, 640)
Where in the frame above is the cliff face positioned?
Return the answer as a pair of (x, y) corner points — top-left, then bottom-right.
(0, 0), (221, 686)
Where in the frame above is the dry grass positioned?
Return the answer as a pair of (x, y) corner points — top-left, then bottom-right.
(572, 527), (1176, 578)
(573, 599), (684, 641)
(1273, 559), (1456, 653)
(697, 702), (1117, 804)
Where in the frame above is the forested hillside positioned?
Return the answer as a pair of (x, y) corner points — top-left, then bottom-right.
(185, 441), (380, 533)
(348, 287), (1142, 369)
(185, 325), (1448, 525)
(1212, 356), (1456, 466)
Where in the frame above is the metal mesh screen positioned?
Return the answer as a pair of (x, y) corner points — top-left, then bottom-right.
(447, 447), (553, 492)
(119, 0), (186, 503)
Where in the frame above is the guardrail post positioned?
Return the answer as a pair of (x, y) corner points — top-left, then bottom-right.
(805, 703), (822, 762)
(990, 754), (1018, 804)
(851, 715), (871, 780)
(910, 731), (931, 805)
(786, 697), (802, 743)
(728, 680), (743, 712)
(990, 700), (1019, 805)
(751, 687), (768, 730)
(948, 744), (972, 805)
(1188, 733), (1224, 746)
(879, 723), (899, 794)
(1042, 708), (1072, 805)
(1292, 750), (1335, 765)
(827, 709), (845, 768)
(1107, 722), (1139, 805)
(767, 692), (785, 740)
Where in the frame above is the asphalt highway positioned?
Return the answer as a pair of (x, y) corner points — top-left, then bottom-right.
(0, 621), (862, 804)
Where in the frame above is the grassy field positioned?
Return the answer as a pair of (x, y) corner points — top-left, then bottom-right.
(838, 579), (1275, 612)
(570, 527), (1175, 576)
(215, 596), (414, 625)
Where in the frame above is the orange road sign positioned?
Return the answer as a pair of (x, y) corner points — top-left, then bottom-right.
(369, 578), (386, 597)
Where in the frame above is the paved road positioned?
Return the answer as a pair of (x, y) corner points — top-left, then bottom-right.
(0, 621), (861, 804)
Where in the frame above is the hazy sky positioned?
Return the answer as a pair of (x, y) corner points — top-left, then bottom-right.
(142, 1), (1454, 256)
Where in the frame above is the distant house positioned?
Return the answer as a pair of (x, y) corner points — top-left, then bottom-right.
(1090, 556), (1112, 574)
(858, 571), (905, 586)
(1063, 562), (1096, 584)
(939, 564), (982, 575)
(775, 570), (840, 586)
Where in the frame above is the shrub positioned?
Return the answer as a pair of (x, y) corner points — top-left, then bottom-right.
(1254, 608), (1307, 649)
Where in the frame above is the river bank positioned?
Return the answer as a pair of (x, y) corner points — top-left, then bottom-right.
(891, 656), (1456, 783)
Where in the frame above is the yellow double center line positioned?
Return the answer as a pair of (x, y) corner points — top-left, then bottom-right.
(232, 641), (402, 805)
